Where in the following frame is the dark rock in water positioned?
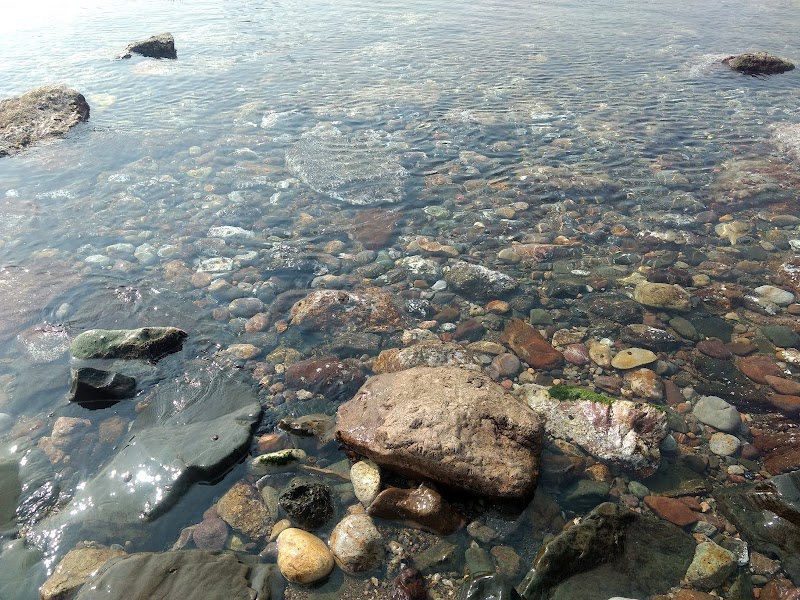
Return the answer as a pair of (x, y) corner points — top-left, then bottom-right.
(368, 484), (465, 535)
(518, 503), (634, 599)
(561, 479), (610, 513)
(752, 431), (800, 476)
(0, 461), (21, 532)
(277, 414), (335, 443)
(620, 324), (681, 351)
(517, 502), (694, 600)
(715, 470), (800, 585)
(70, 327), (187, 361)
(119, 33), (177, 59)
(68, 368), (136, 409)
(279, 478), (334, 531)
(723, 52), (795, 75)
(324, 331), (382, 357)
(0, 86), (89, 156)
(445, 261), (519, 300)
(461, 543), (521, 600)
(349, 208), (401, 250)
(30, 362), (261, 557)
(284, 357), (365, 400)
(335, 366), (544, 499)
(390, 567), (427, 600)
(74, 551), (259, 600)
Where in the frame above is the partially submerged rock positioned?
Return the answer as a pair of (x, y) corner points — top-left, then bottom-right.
(524, 385), (668, 477)
(40, 544), (126, 600)
(70, 327), (187, 361)
(517, 502), (694, 600)
(336, 366), (544, 499)
(119, 33), (177, 59)
(0, 86), (89, 156)
(723, 52), (795, 75)
(31, 362), (261, 556)
(367, 484), (465, 535)
(73, 551), (261, 600)
(68, 368), (136, 409)
(715, 469), (800, 584)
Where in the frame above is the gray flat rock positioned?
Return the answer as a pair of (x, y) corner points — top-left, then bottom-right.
(75, 551), (257, 600)
(30, 361), (261, 556)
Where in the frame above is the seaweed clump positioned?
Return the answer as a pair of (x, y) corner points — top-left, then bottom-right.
(548, 384), (617, 405)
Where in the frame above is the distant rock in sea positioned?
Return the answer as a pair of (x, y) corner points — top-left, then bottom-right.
(722, 52), (795, 75)
(119, 33), (177, 59)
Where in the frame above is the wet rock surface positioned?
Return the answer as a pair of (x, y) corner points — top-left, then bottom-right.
(0, 86), (89, 156)
(119, 33), (177, 59)
(69, 327), (187, 360)
(335, 366), (544, 498)
(723, 52), (795, 75)
(74, 550), (258, 600)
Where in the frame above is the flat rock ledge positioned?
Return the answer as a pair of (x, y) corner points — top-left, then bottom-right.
(119, 33), (177, 59)
(723, 52), (795, 75)
(335, 366), (544, 499)
(0, 86), (89, 156)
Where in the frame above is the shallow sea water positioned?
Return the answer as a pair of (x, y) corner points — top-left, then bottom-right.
(0, 0), (799, 598)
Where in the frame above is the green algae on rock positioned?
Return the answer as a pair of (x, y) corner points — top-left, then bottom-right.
(70, 327), (187, 361)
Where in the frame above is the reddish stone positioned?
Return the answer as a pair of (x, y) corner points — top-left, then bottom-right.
(673, 590), (717, 600)
(678, 496), (702, 511)
(693, 284), (745, 313)
(737, 355), (784, 384)
(593, 375), (622, 395)
(499, 318), (564, 370)
(452, 319), (485, 342)
(760, 578), (800, 600)
(765, 375), (800, 396)
(348, 208), (400, 250)
(726, 341), (758, 356)
(664, 379), (683, 406)
(768, 394), (800, 416)
(740, 443), (760, 460)
(245, 312), (270, 333)
(644, 495), (698, 526)
(697, 338), (733, 359)
(752, 431), (800, 475)
(284, 357), (365, 400)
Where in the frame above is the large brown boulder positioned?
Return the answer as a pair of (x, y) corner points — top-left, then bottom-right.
(0, 86), (89, 156)
(335, 366), (544, 499)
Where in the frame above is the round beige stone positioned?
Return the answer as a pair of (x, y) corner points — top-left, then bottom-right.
(277, 528), (334, 584)
(611, 347), (657, 370)
(351, 460), (381, 507)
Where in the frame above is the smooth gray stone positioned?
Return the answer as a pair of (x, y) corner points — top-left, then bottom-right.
(0, 539), (46, 600)
(75, 551), (257, 600)
(31, 362), (261, 557)
(0, 461), (21, 532)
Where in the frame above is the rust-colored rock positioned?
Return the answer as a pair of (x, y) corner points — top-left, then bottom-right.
(367, 484), (465, 535)
(737, 354), (784, 384)
(335, 366), (544, 499)
(644, 495), (698, 527)
(752, 431), (800, 475)
(348, 208), (400, 250)
(500, 318), (564, 370)
(289, 289), (406, 334)
(769, 394), (800, 416)
(765, 375), (800, 396)
(284, 357), (365, 400)
(761, 578), (800, 600)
